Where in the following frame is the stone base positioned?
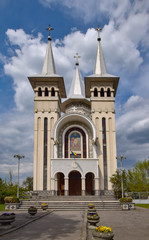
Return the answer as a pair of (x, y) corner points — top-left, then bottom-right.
(121, 203), (130, 210)
(5, 203), (20, 210)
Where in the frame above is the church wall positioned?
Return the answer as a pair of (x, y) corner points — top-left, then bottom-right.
(33, 101), (61, 191)
(91, 97), (117, 191)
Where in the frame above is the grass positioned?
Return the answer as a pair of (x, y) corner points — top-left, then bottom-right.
(135, 204), (149, 209)
(0, 204), (5, 211)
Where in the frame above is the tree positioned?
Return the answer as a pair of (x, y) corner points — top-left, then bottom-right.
(127, 159), (149, 192)
(110, 159), (149, 198)
(22, 177), (33, 191)
(110, 169), (128, 199)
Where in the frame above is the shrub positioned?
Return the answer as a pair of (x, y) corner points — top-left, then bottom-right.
(120, 197), (132, 203)
(4, 196), (19, 203)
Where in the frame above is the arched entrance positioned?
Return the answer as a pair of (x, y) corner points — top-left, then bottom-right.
(69, 171), (81, 196)
(56, 172), (64, 196)
(85, 172), (94, 195)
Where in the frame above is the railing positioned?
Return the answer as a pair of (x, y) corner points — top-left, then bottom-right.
(127, 192), (149, 199)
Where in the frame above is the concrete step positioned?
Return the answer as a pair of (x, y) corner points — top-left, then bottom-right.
(18, 200), (121, 211)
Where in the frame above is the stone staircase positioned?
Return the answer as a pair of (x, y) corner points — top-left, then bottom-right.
(18, 196), (122, 211)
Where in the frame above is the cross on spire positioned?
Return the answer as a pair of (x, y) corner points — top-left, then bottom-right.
(46, 24), (54, 39)
(74, 52), (80, 65)
(95, 25), (102, 41)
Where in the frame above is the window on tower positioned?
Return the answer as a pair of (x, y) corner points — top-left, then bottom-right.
(45, 87), (49, 96)
(38, 87), (42, 96)
(107, 88), (111, 97)
(94, 88), (98, 97)
(51, 87), (55, 96)
(100, 88), (104, 97)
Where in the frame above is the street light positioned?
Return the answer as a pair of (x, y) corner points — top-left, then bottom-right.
(116, 155), (127, 198)
(14, 154), (25, 198)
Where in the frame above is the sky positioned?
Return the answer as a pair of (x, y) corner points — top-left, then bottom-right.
(0, 0), (149, 184)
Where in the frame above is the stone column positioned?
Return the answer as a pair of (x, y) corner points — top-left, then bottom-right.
(51, 178), (55, 196)
(94, 177), (100, 195)
(81, 177), (86, 196)
(64, 177), (69, 196)
(55, 178), (58, 196)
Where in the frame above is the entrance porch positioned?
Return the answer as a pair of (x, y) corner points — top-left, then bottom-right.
(51, 158), (100, 196)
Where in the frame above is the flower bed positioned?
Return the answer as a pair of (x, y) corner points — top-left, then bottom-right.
(93, 226), (114, 239)
(41, 203), (48, 210)
(0, 213), (16, 228)
(28, 206), (37, 216)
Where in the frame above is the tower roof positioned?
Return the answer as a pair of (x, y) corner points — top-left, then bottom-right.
(85, 26), (119, 97)
(28, 25), (66, 98)
(68, 53), (85, 99)
(41, 36), (56, 75)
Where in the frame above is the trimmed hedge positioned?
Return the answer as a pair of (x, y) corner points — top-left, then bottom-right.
(120, 197), (132, 203)
(4, 196), (19, 203)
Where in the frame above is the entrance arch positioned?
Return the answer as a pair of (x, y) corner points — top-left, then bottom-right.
(56, 172), (64, 196)
(85, 172), (94, 195)
(69, 171), (81, 196)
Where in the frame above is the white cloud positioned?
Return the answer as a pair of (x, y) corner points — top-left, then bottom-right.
(116, 96), (149, 167)
(0, 111), (34, 181)
(1, 0), (149, 180)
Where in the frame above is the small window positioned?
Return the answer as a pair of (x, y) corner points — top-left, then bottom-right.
(100, 88), (104, 97)
(45, 87), (48, 96)
(94, 88), (98, 97)
(38, 87), (42, 97)
(51, 87), (55, 96)
(107, 88), (111, 97)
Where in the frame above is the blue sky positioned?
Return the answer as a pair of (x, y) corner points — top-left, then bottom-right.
(0, 0), (149, 183)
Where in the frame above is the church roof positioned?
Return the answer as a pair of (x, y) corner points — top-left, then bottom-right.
(68, 53), (85, 99)
(41, 36), (57, 76)
(28, 26), (66, 98)
(88, 26), (118, 78)
(85, 26), (119, 97)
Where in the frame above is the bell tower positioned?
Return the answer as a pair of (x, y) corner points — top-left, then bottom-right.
(85, 26), (119, 192)
(28, 26), (66, 191)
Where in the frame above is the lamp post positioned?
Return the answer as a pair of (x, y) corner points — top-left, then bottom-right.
(14, 154), (25, 198)
(116, 155), (127, 198)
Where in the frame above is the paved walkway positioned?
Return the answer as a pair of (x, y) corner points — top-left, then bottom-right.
(95, 207), (149, 240)
(0, 207), (149, 240)
(0, 211), (86, 240)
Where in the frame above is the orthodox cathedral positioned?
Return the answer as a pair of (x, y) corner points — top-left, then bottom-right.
(28, 26), (119, 196)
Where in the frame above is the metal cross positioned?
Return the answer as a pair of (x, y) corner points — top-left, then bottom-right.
(95, 25), (103, 38)
(46, 24), (54, 37)
(74, 52), (80, 65)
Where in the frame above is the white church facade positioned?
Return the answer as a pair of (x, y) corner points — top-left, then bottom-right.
(28, 26), (119, 196)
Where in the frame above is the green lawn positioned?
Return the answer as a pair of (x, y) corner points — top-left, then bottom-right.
(135, 204), (149, 209)
(0, 204), (5, 211)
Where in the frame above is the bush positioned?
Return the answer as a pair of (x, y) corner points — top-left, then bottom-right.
(120, 197), (132, 203)
(4, 196), (19, 203)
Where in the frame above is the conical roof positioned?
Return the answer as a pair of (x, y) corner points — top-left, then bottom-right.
(28, 27), (66, 98)
(85, 26), (119, 97)
(68, 55), (85, 98)
(41, 36), (56, 75)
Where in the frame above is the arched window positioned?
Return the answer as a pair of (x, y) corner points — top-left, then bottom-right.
(43, 117), (48, 190)
(94, 88), (98, 97)
(51, 87), (55, 96)
(70, 132), (81, 158)
(107, 88), (111, 97)
(45, 87), (48, 96)
(100, 88), (104, 97)
(102, 118), (107, 190)
(65, 127), (86, 158)
(38, 87), (42, 97)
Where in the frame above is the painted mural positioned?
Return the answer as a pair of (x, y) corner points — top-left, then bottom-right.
(70, 132), (81, 151)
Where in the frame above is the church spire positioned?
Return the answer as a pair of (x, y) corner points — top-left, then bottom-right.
(68, 53), (85, 98)
(41, 25), (56, 75)
(94, 26), (107, 76)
